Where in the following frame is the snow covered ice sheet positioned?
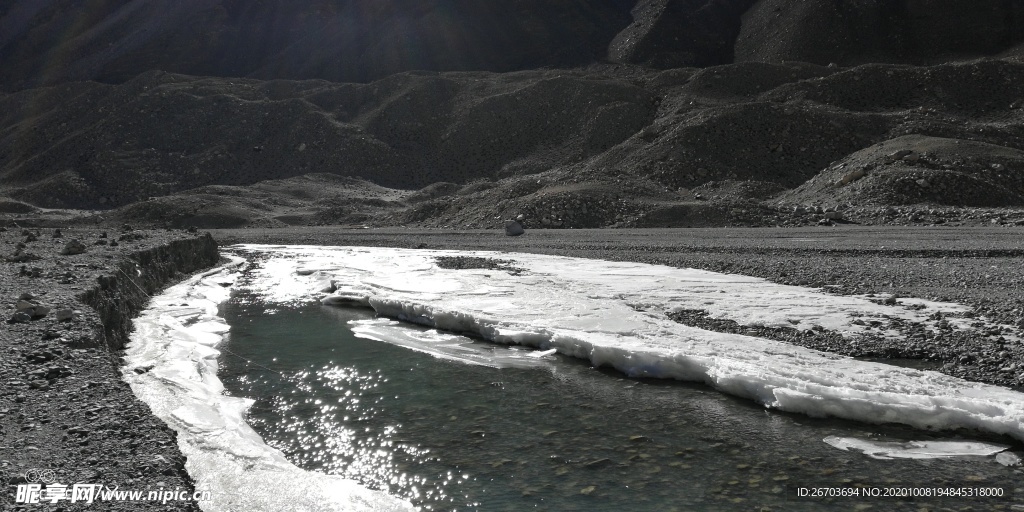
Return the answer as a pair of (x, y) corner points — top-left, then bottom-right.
(232, 244), (1024, 444)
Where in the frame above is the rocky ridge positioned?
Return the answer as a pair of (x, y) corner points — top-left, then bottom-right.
(3, 57), (1024, 230)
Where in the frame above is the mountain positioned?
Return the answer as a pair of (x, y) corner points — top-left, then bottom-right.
(4, 1), (1023, 92)
(0, 0), (635, 91)
(2, 1), (1024, 229)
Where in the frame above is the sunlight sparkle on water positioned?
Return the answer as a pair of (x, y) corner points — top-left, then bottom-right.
(245, 363), (458, 507)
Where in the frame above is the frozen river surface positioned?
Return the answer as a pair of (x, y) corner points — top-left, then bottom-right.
(123, 245), (1024, 511)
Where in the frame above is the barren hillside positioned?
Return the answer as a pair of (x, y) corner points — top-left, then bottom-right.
(2, 1), (1024, 229)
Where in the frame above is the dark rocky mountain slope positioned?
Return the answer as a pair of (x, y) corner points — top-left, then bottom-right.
(0, 0), (634, 91)
(3, 0), (1024, 92)
(3, 1), (1024, 229)
(3, 58), (1023, 229)
(736, 0), (1024, 66)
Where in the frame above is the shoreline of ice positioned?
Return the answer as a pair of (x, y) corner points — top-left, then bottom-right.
(122, 256), (415, 512)
(232, 244), (1024, 445)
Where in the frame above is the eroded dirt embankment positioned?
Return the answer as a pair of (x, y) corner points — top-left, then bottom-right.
(1, 228), (218, 511)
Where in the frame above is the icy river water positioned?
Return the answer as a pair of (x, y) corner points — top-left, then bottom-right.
(124, 245), (1024, 511)
(218, 300), (1020, 511)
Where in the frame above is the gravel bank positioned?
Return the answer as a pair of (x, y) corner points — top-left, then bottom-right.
(1, 227), (218, 511)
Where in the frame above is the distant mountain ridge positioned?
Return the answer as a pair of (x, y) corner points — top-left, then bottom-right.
(3, 0), (1023, 92)
(3, 1), (1024, 229)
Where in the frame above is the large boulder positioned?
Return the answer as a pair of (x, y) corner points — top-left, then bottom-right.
(504, 220), (525, 236)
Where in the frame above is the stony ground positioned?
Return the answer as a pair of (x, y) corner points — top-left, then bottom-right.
(0, 227), (211, 511)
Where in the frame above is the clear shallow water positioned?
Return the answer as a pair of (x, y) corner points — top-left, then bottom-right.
(218, 298), (1024, 511)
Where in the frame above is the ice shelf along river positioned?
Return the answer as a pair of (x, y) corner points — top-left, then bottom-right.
(123, 245), (1024, 511)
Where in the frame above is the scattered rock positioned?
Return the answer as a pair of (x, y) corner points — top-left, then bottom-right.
(885, 150), (912, 162)
(9, 312), (32, 323)
(504, 220), (525, 236)
(60, 239), (87, 256)
(55, 309), (76, 322)
(7, 249), (41, 262)
(837, 168), (866, 186)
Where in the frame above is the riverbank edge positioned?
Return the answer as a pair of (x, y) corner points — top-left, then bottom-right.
(2, 230), (218, 511)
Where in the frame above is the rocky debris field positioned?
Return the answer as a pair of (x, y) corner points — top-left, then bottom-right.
(3, 57), (1024, 231)
(213, 226), (1024, 390)
(0, 227), (217, 511)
